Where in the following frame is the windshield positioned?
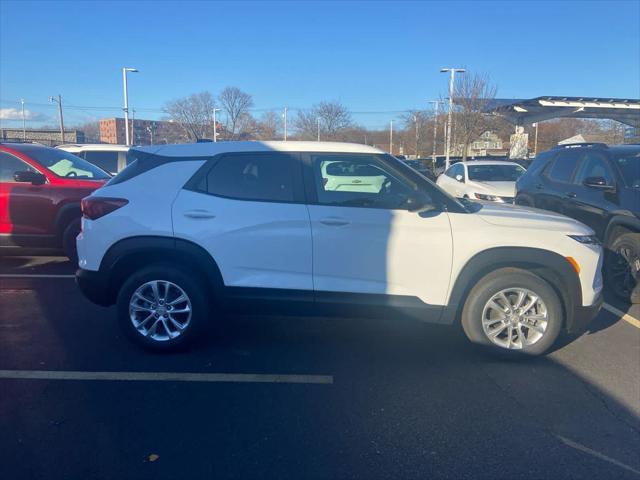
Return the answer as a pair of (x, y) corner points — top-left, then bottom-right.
(613, 151), (640, 188)
(21, 146), (110, 180)
(467, 164), (525, 182)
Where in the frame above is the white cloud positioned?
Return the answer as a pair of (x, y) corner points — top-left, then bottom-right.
(0, 107), (48, 121)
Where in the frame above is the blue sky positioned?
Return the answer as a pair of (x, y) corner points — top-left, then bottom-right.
(1, 0), (638, 129)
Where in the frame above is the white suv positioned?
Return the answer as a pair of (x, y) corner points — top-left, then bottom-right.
(76, 141), (603, 355)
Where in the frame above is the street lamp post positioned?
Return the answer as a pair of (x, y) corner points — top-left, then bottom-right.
(429, 100), (441, 168)
(20, 99), (26, 140)
(122, 67), (138, 146)
(389, 120), (393, 155)
(213, 108), (221, 142)
(440, 67), (465, 170)
(317, 117), (321, 142)
(413, 114), (419, 158)
(283, 107), (288, 141)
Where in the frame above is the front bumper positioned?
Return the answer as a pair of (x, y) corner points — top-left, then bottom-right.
(568, 293), (603, 334)
(76, 268), (111, 306)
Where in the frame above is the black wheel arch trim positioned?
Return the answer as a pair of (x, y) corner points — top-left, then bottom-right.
(441, 247), (583, 331)
(604, 215), (640, 245)
(97, 235), (225, 306)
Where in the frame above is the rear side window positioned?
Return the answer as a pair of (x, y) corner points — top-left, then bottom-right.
(204, 154), (295, 202)
(546, 150), (581, 183)
(573, 152), (614, 185)
(0, 151), (37, 182)
(84, 151), (119, 174)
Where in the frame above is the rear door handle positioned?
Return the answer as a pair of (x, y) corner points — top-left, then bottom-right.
(564, 192), (577, 199)
(535, 184), (544, 190)
(183, 209), (216, 219)
(319, 217), (350, 226)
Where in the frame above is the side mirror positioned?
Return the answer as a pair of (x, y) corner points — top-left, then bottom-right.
(583, 176), (614, 190)
(406, 193), (437, 213)
(14, 171), (46, 185)
(455, 174), (464, 183)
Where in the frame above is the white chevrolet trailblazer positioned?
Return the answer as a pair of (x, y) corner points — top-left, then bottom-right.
(76, 142), (603, 355)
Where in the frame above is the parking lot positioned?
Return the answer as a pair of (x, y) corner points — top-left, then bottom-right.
(0, 255), (638, 479)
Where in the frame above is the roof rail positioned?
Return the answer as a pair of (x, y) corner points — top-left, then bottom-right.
(553, 142), (608, 149)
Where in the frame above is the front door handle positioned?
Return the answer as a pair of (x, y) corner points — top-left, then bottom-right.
(184, 209), (216, 219)
(564, 192), (577, 199)
(319, 217), (350, 226)
(535, 184), (544, 190)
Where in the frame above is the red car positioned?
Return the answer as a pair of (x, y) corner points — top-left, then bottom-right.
(0, 142), (110, 261)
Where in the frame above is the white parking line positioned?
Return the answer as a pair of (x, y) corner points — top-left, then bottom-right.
(0, 369), (333, 385)
(0, 274), (75, 279)
(556, 435), (640, 475)
(603, 303), (640, 329)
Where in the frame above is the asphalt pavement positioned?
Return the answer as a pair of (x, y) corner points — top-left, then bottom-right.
(0, 256), (639, 480)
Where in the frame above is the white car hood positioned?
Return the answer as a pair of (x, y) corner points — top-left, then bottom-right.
(475, 202), (593, 234)
(467, 180), (516, 197)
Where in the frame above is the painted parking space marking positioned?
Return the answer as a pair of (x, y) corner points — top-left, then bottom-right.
(0, 369), (333, 385)
(0, 274), (76, 279)
(556, 435), (640, 476)
(603, 303), (640, 329)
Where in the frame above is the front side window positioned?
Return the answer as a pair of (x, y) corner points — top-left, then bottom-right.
(205, 154), (295, 202)
(313, 154), (418, 209)
(15, 146), (110, 180)
(612, 151), (640, 188)
(0, 152), (37, 182)
(546, 150), (581, 183)
(573, 152), (614, 185)
(467, 164), (525, 182)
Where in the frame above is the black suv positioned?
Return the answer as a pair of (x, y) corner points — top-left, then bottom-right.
(516, 143), (640, 303)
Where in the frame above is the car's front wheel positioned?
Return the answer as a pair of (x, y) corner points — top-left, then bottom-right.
(606, 232), (640, 304)
(116, 265), (209, 351)
(461, 268), (563, 356)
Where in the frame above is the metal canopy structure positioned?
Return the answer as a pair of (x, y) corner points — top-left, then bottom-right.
(485, 96), (640, 128)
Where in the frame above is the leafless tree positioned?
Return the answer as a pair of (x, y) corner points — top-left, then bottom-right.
(294, 101), (353, 140)
(218, 87), (254, 140)
(452, 72), (497, 159)
(255, 110), (281, 140)
(163, 91), (216, 140)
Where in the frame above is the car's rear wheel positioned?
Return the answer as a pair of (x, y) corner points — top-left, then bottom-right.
(116, 265), (209, 351)
(461, 268), (563, 356)
(62, 218), (81, 264)
(606, 233), (640, 304)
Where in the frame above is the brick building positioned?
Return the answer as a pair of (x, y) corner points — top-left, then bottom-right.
(99, 117), (192, 145)
(0, 128), (84, 146)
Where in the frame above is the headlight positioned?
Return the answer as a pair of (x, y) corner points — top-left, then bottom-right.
(568, 234), (601, 245)
(474, 193), (504, 202)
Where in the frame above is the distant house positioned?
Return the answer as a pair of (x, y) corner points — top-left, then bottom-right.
(558, 134), (610, 145)
(455, 131), (509, 157)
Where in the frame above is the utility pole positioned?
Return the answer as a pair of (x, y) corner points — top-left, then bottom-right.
(389, 120), (393, 155)
(413, 115), (418, 158)
(533, 122), (539, 157)
(317, 117), (321, 142)
(440, 67), (465, 170)
(429, 100), (441, 167)
(283, 107), (288, 141)
(122, 67), (138, 146)
(49, 95), (65, 143)
(213, 108), (220, 142)
(21, 99), (26, 140)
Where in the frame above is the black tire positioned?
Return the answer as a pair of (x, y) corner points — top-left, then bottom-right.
(606, 232), (640, 304)
(461, 268), (563, 356)
(62, 218), (81, 264)
(116, 265), (209, 351)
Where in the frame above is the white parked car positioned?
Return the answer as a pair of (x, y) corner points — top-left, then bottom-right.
(76, 142), (602, 356)
(57, 144), (130, 175)
(437, 161), (526, 203)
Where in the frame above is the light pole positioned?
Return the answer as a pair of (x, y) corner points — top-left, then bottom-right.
(317, 117), (321, 142)
(122, 67), (138, 146)
(213, 108), (221, 142)
(413, 114), (419, 158)
(440, 67), (465, 170)
(283, 107), (288, 141)
(20, 99), (26, 140)
(429, 100), (442, 168)
(49, 95), (65, 143)
(389, 120), (393, 155)
(533, 122), (539, 157)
